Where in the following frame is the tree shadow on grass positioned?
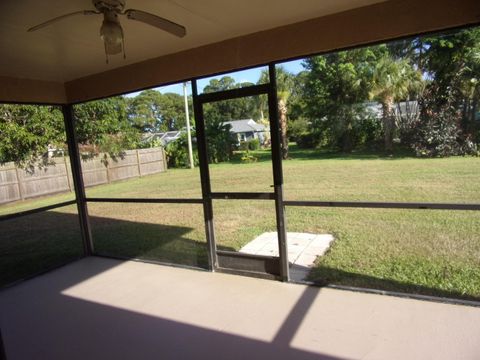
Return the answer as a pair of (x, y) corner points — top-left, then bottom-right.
(291, 143), (420, 160)
(1, 210), (85, 287)
(0, 210), (234, 287)
(308, 265), (480, 302)
(3, 211), (477, 303)
(227, 146), (417, 165)
(88, 212), (237, 268)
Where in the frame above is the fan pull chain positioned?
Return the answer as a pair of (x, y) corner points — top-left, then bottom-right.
(122, 36), (126, 60)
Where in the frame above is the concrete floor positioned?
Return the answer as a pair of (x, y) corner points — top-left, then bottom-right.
(1, 257), (479, 360)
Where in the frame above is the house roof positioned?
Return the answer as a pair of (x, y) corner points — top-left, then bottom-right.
(223, 119), (265, 134)
(142, 131), (182, 146)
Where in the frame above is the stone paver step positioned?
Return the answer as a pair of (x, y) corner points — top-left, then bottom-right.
(239, 232), (334, 281)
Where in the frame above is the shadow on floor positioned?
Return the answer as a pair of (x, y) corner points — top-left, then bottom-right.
(0, 257), (345, 360)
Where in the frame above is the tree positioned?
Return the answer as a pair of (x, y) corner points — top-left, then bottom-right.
(203, 76), (237, 93)
(370, 55), (423, 153)
(387, 36), (427, 73)
(127, 89), (163, 132)
(157, 93), (187, 131)
(74, 96), (140, 155)
(127, 89), (186, 132)
(287, 70), (309, 123)
(0, 104), (64, 170)
(203, 76), (259, 123)
(258, 67), (294, 158)
(0, 97), (140, 170)
(302, 47), (383, 152)
(275, 67), (294, 159)
(423, 28), (480, 143)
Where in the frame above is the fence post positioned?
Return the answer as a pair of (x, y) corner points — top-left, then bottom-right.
(14, 167), (24, 200)
(62, 104), (94, 256)
(162, 147), (167, 172)
(63, 156), (72, 192)
(136, 149), (142, 177)
(105, 158), (111, 184)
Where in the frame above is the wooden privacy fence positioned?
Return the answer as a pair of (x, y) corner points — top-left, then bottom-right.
(0, 147), (166, 205)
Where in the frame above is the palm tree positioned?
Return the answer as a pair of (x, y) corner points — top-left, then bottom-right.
(370, 56), (423, 153)
(258, 66), (294, 159)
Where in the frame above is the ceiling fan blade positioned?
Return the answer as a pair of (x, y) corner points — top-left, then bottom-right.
(124, 9), (186, 38)
(27, 10), (100, 32)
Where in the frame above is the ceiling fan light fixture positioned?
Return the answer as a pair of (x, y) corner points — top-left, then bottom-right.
(100, 19), (124, 55)
(28, 0), (187, 64)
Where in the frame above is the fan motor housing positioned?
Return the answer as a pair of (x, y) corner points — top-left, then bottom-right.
(93, 0), (126, 13)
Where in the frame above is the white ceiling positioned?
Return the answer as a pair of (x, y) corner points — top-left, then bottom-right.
(0, 0), (385, 83)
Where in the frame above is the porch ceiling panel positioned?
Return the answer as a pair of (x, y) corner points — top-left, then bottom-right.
(0, 0), (385, 83)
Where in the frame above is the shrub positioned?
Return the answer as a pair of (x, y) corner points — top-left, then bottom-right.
(238, 138), (260, 151)
(288, 118), (310, 142)
(205, 120), (234, 163)
(248, 138), (260, 150)
(240, 150), (258, 163)
(410, 85), (478, 157)
(296, 132), (317, 148)
(165, 132), (199, 168)
(238, 141), (249, 151)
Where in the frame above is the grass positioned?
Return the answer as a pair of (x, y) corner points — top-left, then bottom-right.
(1, 147), (479, 301)
(0, 206), (84, 285)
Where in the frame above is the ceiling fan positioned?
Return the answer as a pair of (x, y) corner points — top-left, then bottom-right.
(27, 0), (186, 63)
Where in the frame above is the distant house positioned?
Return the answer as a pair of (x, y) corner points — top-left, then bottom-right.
(223, 119), (267, 144)
(366, 100), (420, 121)
(141, 131), (182, 146)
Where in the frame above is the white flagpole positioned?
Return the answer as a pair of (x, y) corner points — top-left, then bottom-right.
(184, 82), (194, 169)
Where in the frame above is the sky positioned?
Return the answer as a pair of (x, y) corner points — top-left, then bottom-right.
(124, 59), (305, 97)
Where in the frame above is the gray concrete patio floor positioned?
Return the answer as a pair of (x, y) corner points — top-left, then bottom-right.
(1, 257), (479, 360)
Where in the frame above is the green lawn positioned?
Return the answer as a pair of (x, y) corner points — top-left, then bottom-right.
(1, 148), (479, 301)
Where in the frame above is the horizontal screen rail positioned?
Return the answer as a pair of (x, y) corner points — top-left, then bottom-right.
(216, 250), (278, 261)
(86, 197), (203, 204)
(0, 200), (77, 222)
(197, 84), (270, 104)
(210, 192), (275, 200)
(216, 250), (280, 277)
(93, 254), (209, 272)
(283, 200), (480, 211)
